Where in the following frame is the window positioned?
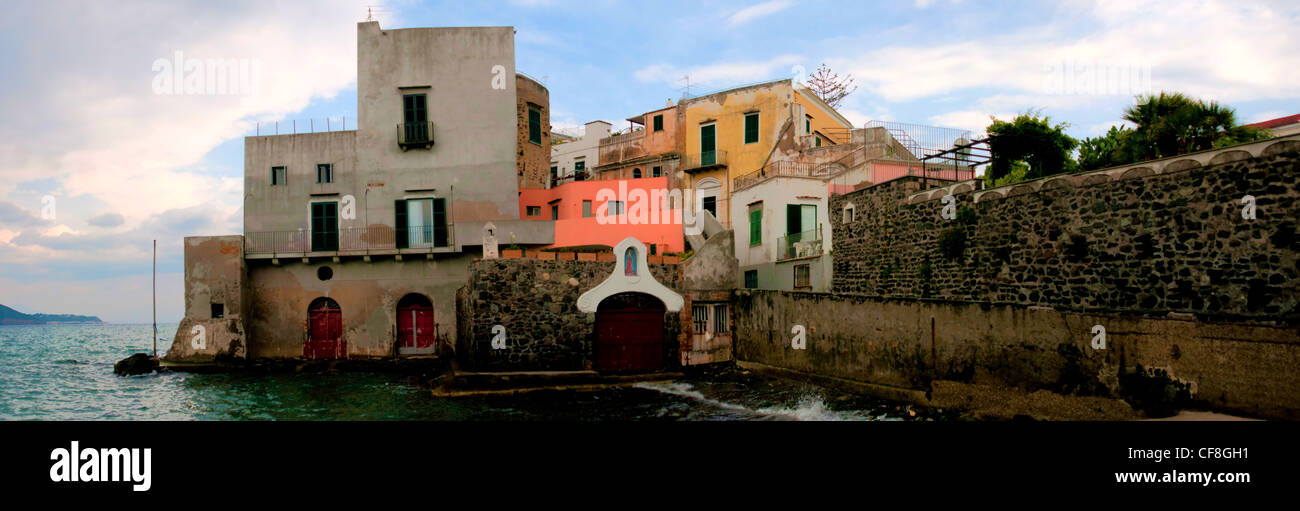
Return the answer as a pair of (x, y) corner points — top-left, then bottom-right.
(632, 168), (641, 178)
(744, 112), (759, 144)
(702, 196), (717, 218)
(574, 159), (585, 179)
(649, 243), (657, 255)
(815, 136), (822, 147)
(271, 166), (286, 186)
(551, 204), (559, 220)
(700, 124), (716, 165)
(310, 202), (339, 251)
(403, 93), (429, 143)
(748, 205), (762, 246)
(582, 200), (593, 218)
(395, 198), (448, 249)
(843, 203), (855, 223)
(526, 206), (541, 217)
(652, 166), (662, 177)
(528, 107), (542, 145)
(210, 303), (224, 319)
(316, 163), (333, 184)
(692, 303), (731, 334)
(805, 117), (811, 135)
(794, 264), (811, 289)
(744, 270), (758, 289)
(786, 204), (817, 236)
(606, 200), (624, 217)
(653, 114), (664, 132)
(624, 247), (638, 276)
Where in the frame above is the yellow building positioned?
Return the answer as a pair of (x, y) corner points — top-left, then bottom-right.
(675, 78), (852, 228)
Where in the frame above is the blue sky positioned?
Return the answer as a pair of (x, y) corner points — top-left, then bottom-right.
(1, 0), (1297, 322)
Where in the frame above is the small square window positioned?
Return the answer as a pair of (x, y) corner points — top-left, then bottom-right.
(744, 270), (758, 289)
(211, 303), (224, 319)
(607, 200), (624, 217)
(526, 206), (541, 217)
(652, 166), (662, 177)
(582, 200), (593, 218)
(316, 163), (333, 184)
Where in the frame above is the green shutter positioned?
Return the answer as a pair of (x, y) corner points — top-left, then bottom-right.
(700, 125), (716, 165)
(653, 114), (663, 132)
(432, 198), (448, 247)
(394, 200), (408, 249)
(749, 208), (762, 246)
(312, 202), (338, 251)
(744, 113), (759, 144)
(529, 108), (541, 144)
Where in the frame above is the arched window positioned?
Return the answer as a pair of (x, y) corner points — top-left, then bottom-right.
(624, 247), (638, 276)
(632, 168), (642, 178)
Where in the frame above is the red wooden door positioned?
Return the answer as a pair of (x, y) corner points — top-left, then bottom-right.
(397, 296), (434, 349)
(305, 298), (344, 359)
(595, 293), (665, 372)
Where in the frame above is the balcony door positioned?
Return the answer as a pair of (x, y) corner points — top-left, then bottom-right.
(700, 124), (716, 166)
(396, 198), (448, 249)
(310, 202), (338, 252)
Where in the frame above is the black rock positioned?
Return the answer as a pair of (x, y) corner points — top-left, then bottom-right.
(114, 353), (160, 376)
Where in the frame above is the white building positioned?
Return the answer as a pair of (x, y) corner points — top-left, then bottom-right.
(550, 120), (611, 187)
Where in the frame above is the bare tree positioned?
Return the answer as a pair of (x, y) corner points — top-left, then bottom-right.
(803, 63), (857, 109)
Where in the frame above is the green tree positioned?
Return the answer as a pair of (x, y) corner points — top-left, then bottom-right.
(984, 112), (1078, 185)
(1077, 93), (1272, 171)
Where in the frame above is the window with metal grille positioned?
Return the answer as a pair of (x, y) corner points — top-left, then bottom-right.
(794, 264), (811, 289)
(692, 305), (708, 332)
(711, 304), (730, 333)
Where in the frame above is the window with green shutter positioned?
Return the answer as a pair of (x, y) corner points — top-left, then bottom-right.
(744, 270), (758, 289)
(653, 114), (663, 132)
(748, 206), (762, 246)
(528, 107), (542, 144)
(744, 112), (759, 144)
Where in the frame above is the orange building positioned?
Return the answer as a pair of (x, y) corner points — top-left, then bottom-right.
(518, 176), (686, 253)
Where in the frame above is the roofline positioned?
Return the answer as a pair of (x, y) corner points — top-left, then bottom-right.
(794, 84), (853, 128)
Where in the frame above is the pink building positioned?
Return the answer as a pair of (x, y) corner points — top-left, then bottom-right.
(518, 176), (687, 253)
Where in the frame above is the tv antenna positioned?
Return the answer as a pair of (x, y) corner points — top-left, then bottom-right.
(364, 5), (390, 22)
(679, 75), (693, 98)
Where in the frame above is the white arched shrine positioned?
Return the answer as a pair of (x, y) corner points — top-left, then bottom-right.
(576, 237), (684, 313)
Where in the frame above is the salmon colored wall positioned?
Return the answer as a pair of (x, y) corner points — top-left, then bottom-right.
(640, 105), (678, 156)
(518, 176), (686, 252)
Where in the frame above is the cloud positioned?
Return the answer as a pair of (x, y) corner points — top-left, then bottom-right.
(0, 200), (51, 228)
(831, 0), (1300, 108)
(87, 213), (125, 228)
(928, 110), (1014, 135)
(727, 1), (795, 27)
(634, 54), (803, 90)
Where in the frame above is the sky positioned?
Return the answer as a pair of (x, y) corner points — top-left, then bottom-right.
(0, 0), (1297, 323)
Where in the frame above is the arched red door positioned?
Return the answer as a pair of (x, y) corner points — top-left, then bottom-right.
(305, 297), (344, 359)
(397, 294), (435, 353)
(595, 292), (666, 372)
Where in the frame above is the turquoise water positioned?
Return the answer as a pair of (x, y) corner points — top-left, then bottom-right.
(0, 323), (908, 421)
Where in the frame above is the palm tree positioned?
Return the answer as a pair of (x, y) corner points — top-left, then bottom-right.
(1123, 92), (1238, 159)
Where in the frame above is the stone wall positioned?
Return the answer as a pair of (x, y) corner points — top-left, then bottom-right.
(163, 236), (248, 363)
(734, 289), (1300, 419)
(830, 138), (1300, 322)
(459, 258), (684, 371)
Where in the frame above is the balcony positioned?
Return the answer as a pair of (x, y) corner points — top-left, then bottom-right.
(776, 228), (823, 261)
(733, 161), (848, 191)
(397, 122), (435, 150)
(680, 150), (727, 173)
(244, 226), (455, 258)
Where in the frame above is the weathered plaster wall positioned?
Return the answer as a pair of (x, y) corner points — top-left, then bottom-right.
(244, 131), (358, 234)
(459, 259), (684, 371)
(245, 255), (474, 359)
(356, 22), (520, 223)
(734, 289), (1300, 419)
(516, 74), (550, 190)
(163, 236), (248, 363)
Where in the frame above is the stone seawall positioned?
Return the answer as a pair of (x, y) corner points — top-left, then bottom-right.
(734, 289), (1300, 420)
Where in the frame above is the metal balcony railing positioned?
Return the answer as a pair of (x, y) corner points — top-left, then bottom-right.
(398, 121), (435, 150)
(733, 161), (848, 191)
(244, 225), (453, 255)
(681, 150), (727, 172)
(776, 228), (823, 261)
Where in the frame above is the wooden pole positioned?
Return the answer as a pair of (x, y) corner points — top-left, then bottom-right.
(152, 239), (157, 358)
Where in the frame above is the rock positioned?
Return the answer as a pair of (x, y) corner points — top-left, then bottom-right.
(567, 278), (579, 287)
(113, 353), (160, 376)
